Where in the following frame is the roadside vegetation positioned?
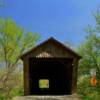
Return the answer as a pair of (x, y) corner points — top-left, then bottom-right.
(77, 10), (100, 100)
(0, 18), (39, 99)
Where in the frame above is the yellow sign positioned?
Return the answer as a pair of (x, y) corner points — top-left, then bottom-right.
(39, 79), (49, 89)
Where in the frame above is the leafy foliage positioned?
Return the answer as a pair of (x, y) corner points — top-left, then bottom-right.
(77, 10), (100, 100)
(78, 9), (100, 77)
(0, 18), (39, 99)
(78, 33), (100, 76)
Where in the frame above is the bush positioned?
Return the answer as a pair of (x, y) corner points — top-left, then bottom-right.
(0, 69), (24, 100)
(77, 75), (100, 100)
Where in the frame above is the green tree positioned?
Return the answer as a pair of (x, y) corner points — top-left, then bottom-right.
(77, 10), (100, 100)
(78, 11), (100, 78)
(78, 33), (100, 77)
(0, 18), (39, 99)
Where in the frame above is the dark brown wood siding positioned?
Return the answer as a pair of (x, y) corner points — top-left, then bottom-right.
(21, 38), (81, 95)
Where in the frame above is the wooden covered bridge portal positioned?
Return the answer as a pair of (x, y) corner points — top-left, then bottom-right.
(20, 37), (81, 95)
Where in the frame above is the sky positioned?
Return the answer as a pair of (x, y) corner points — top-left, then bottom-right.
(0, 0), (100, 47)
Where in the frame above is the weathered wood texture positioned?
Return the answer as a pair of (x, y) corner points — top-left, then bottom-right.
(21, 37), (81, 95)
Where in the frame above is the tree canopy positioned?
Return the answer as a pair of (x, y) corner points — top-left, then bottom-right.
(77, 10), (100, 100)
(0, 18), (39, 99)
(78, 11), (100, 77)
(0, 18), (39, 69)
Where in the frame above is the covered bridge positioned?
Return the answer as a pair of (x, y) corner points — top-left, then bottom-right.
(20, 37), (81, 95)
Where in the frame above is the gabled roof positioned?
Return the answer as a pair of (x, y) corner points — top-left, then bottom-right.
(20, 37), (81, 59)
